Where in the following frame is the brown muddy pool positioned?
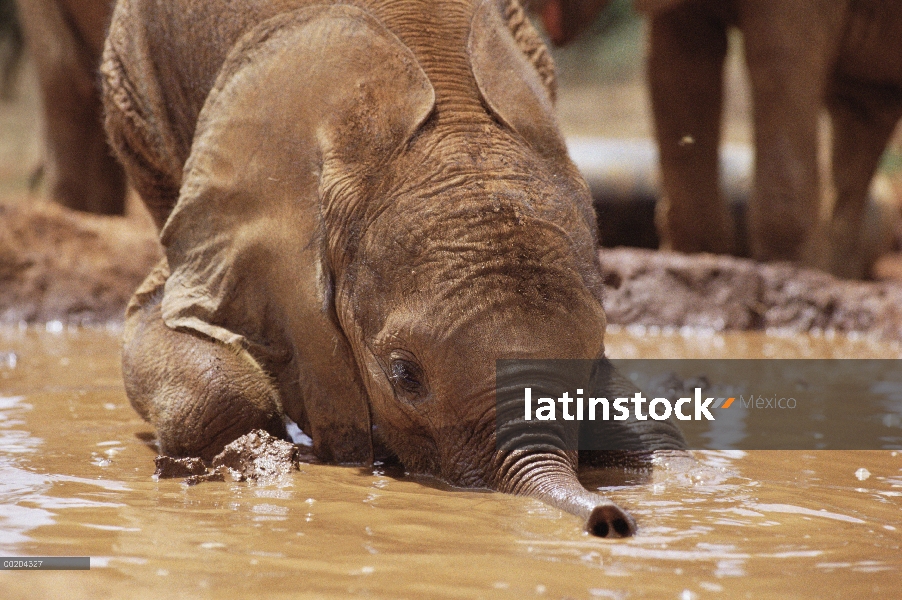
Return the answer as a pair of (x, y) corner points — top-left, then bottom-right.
(0, 326), (900, 599)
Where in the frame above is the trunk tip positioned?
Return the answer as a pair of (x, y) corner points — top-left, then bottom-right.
(587, 503), (636, 538)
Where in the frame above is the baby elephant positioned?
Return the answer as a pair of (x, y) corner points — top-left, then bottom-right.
(103, 0), (684, 537)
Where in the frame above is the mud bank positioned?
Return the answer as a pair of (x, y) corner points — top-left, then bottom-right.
(601, 247), (902, 338)
(2, 201), (901, 338)
(0, 200), (160, 324)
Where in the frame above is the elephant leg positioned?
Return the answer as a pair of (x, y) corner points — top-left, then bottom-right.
(825, 76), (902, 278)
(648, 3), (735, 254)
(15, 0), (127, 214)
(739, 0), (847, 262)
(123, 260), (287, 460)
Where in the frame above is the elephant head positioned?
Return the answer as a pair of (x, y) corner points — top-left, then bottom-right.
(110, 0), (684, 537)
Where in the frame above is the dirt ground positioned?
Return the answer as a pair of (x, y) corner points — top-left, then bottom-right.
(2, 12), (902, 335)
(0, 199), (160, 324)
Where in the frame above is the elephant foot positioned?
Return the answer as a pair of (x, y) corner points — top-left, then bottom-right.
(798, 204), (896, 280)
(655, 195), (738, 256)
(747, 197), (819, 265)
(144, 351), (288, 461)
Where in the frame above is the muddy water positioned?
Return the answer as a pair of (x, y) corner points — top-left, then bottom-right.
(0, 326), (900, 599)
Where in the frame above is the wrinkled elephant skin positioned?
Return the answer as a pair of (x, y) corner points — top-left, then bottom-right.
(102, 0), (685, 537)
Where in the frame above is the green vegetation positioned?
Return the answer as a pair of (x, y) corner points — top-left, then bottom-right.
(880, 148), (902, 175)
(545, 0), (644, 86)
(0, 0), (23, 99)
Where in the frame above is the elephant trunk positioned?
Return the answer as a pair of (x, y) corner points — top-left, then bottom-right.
(492, 447), (636, 538)
(488, 360), (644, 537)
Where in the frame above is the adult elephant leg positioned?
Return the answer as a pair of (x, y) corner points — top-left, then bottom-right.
(16, 0), (127, 214)
(123, 260), (287, 460)
(825, 76), (902, 279)
(648, 3), (734, 254)
(739, 0), (847, 263)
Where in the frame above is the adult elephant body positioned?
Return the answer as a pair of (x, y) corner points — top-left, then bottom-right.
(15, 0), (127, 214)
(538, 0), (902, 278)
(103, 0), (683, 537)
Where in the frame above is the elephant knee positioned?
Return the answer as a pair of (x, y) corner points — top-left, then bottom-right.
(122, 278), (286, 460)
(150, 351), (286, 460)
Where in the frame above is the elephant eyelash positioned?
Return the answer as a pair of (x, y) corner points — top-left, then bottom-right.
(389, 356), (428, 398)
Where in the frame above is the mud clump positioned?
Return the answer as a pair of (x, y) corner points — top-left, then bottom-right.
(211, 430), (301, 482)
(154, 430), (302, 485)
(153, 455), (206, 479)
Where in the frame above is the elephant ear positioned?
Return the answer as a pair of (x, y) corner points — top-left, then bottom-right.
(158, 5), (435, 463)
(469, 0), (569, 161)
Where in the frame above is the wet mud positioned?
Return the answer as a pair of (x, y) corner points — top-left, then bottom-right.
(209, 430), (303, 481)
(601, 247), (902, 340)
(152, 455), (206, 479)
(155, 430), (318, 486)
(205, 430), (302, 485)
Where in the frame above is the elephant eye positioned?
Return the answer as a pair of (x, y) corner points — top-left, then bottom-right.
(389, 356), (427, 398)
